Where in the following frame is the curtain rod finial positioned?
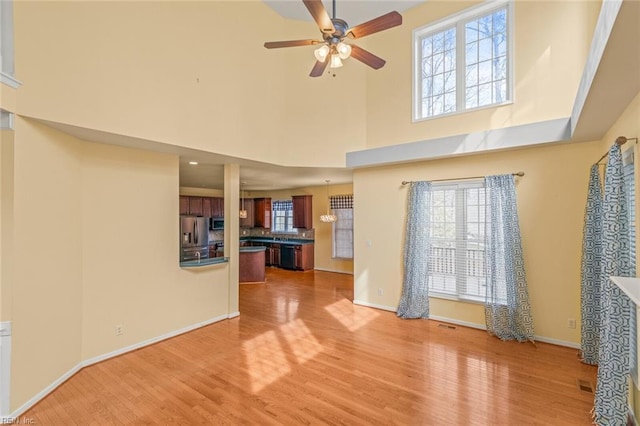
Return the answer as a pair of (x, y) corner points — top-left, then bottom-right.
(616, 136), (628, 145)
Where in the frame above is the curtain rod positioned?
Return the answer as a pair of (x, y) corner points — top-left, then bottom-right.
(401, 171), (524, 186)
(596, 136), (638, 165)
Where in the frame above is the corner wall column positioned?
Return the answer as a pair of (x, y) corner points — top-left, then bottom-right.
(224, 164), (239, 316)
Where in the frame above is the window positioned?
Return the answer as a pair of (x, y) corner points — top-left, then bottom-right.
(623, 148), (637, 385)
(0, 0), (20, 88)
(272, 200), (296, 233)
(427, 181), (492, 302)
(330, 195), (353, 259)
(413, 1), (512, 120)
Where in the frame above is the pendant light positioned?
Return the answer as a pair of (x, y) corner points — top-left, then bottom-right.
(239, 182), (247, 219)
(320, 180), (337, 223)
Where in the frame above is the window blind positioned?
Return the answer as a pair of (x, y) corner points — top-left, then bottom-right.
(623, 148), (637, 385)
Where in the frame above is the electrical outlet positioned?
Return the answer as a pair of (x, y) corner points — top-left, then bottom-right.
(115, 325), (123, 336)
(377, 288), (384, 296)
(567, 319), (576, 329)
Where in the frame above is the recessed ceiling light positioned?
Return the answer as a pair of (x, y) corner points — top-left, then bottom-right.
(189, 161), (198, 165)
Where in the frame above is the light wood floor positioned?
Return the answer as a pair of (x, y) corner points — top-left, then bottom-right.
(25, 268), (597, 425)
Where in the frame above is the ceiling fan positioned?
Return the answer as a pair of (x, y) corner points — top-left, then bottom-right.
(264, 0), (402, 77)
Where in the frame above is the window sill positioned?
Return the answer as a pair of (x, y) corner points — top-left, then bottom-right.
(412, 100), (514, 124)
(0, 72), (21, 89)
(429, 291), (485, 305)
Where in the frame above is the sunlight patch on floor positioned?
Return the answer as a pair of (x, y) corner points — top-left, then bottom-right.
(324, 299), (380, 332)
(280, 318), (322, 364)
(242, 330), (291, 393)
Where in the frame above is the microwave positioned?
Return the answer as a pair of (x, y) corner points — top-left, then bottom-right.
(210, 218), (224, 230)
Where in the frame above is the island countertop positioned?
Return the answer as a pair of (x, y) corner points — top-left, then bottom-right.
(180, 257), (229, 268)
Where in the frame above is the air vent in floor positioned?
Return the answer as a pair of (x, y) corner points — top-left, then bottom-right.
(437, 323), (457, 330)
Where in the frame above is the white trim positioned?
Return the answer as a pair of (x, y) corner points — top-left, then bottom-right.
(0, 322), (10, 417)
(9, 313), (232, 419)
(346, 117), (571, 168)
(227, 311), (240, 319)
(82, 314), (229, 367)
(313, 267), (354, 275)
(0, 72), (20, 89)
(429, 314), (580, 348)
(352, 299), (397, 312)
(570, 0), (623, 137)
(9, 363), (82, 420)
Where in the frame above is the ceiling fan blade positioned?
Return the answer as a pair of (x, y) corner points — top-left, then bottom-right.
(347, 11), (402, 39)
(303, 0), (335, 35)
(309, 59), (329, 77)
(264, 39), (322, 49)
(350, 45), (386, 70)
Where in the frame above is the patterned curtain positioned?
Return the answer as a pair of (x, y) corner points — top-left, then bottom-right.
(580, 165), (604, 365)
(397, 182), (432, 319)
(594, 144), (635, 425)
(329, 195), (354, 209)
(483, 175), (534, 342)
(272, 200), (293, 211)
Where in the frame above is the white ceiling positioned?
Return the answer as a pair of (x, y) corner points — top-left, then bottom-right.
(263, 0), (425, 28)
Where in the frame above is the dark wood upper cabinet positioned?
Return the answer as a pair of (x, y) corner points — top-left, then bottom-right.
(202, 197), (212, 217)
(253, 198), (272, 229)
(292, 195), (313, 229)
(188, 197), (203, 216)
(210, 197), (224, 218)
(181, 196), (224, 217)
(179, 196), (190, 215)
(240, 198), (255, 228)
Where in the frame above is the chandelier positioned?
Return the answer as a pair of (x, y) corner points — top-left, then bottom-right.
(320, 180), (337, 223)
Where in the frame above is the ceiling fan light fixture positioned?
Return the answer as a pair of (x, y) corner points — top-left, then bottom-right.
(337, 42), (352, 60)
(330, 54), (343, 68)
(314, 45), (330, 62)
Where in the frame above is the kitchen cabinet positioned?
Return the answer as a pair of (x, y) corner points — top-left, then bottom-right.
(179, 196), (190, 215)
(266, 243), (281, 266)
(189, 197), (204, 216)
(181, 196), (224, 217)
(240, 199), (255, 228)
(254, 198), (272, 229)
(292, 195), (313, 229)
(210, 197), (224, 218)
(294, 244), (314, 271)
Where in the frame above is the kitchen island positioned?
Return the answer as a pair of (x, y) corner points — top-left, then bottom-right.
(239, 246), (266, 283)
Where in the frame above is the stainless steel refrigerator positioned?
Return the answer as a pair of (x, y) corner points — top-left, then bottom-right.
(180, 216), (209, 261)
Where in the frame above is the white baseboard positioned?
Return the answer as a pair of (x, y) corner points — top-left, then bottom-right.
(10, 313), (232, 419)
(313, 267), (354, 275)
(429, 314), (580, 349)
(352, 299), (397, 312)
(228, 311), (240, 319)
(10, 363), (82, 420)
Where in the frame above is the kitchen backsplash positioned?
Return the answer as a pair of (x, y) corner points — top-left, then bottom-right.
(209, 228), (314, 242)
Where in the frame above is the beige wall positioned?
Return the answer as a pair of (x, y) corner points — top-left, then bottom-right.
(13, 1), (366, 168)
(13, 1), (598, 168)
(0, 130), (14, 322)
(11, 118), (84, 411)
(365, 0), (600, 148)
(353, 139), (604, 344)
(80, 142), (230, 360)
(253, 183), (354, 274)
(8, 119), (232, 411)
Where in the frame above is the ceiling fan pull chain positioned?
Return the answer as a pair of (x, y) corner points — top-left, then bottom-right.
(333, 0), (336, 20)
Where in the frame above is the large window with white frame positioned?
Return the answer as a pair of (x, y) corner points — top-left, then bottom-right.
(427, 180), (498, 303)
(413, 1), (512, 121)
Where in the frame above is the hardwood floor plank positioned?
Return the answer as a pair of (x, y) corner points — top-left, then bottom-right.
(23, 269), (597, 424)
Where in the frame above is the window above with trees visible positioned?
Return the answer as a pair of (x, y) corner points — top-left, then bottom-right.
(413, 1), (513, 121)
